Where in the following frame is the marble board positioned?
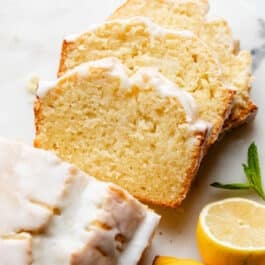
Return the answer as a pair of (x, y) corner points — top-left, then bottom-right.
(0, 0), (264, 263)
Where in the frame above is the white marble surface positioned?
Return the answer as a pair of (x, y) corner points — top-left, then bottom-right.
(0, 0), (265, 264)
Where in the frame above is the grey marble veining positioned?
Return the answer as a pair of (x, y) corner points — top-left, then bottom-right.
(251, 18), (265, 71)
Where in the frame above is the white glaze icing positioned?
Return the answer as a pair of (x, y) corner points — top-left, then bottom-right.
(190, 119), (212, 131)
(69, 57), (131, 89)
(64, 16), (194, 42)
(0, 138), (71, 207)
(38, 57), (209, 130)
(0, 235), (32, 265)
(0, 187), (51, 236)
(117, 207), (160, 265)
(0, 138), (160, 265)
(126, 17), (194, 37)
(36, 58), (127, 99)
(64, 32), (86, 42)
(37, 80), (57, 98)
(32, 176), (112, 264)
(32, 178), (159, 265)
(0, 137), (71, 235)
(130, 67), (198, 123)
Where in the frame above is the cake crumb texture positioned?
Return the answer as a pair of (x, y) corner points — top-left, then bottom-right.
(35, 58), (208, 207)
(109, 0), (257, 131)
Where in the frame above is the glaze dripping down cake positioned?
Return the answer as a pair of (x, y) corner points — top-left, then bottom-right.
(57, 17), (235, 147)
(35, 57), (209, 207)
(109, 0), (257, 131)
(0, 137), (160, 264)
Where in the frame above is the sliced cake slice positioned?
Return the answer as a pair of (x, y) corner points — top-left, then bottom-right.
(0, 137), (160, 265)
(35, 57), (209, 207)
(58, 17), (234, 147)
(109, 0), (257, 132)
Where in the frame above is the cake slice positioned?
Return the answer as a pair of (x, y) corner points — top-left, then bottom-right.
(35, 57), (209, 207)
(0, 137), (160, 264)
(109, 0), (257, 132)
(58, 17), (234, 147)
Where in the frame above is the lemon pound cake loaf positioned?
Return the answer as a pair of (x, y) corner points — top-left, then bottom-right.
(58, 17), (234, 147)
(0, 137), (160, 264)
(35, 57), (209, 207)
(110, 0), (257, 132)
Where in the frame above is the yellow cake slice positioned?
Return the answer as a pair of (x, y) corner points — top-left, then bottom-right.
(0, 137), (160, 264)
(58, 17), (234, 147)
(109, 0), (257, 132)
(35, 57), (209, 207)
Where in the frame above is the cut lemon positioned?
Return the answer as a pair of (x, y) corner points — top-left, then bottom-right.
(152, 256), (203, 265)
(197, 198), (265, 265)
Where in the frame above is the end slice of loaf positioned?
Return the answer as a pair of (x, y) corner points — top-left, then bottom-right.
(109, 0), (257, 132)
(0, 137), (160, 265)
(35, 57), (209, 207)
(58, 17), (234, 147)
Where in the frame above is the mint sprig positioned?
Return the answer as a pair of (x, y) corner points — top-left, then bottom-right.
(211, 142), (265, 201)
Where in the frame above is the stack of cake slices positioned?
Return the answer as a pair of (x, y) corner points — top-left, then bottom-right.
(34, 0), (257, 207)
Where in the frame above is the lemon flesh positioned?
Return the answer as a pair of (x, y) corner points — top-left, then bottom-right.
(153, 256), (203, 265)
(197, 198), (265, 265)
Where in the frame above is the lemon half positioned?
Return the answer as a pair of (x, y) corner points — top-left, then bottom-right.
(197, 198), (265, 265)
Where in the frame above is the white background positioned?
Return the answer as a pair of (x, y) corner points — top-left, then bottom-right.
(0, 0), (264, 263)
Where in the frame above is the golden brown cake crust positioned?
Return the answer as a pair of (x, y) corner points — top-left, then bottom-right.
(57, 40), (70, 77)
(222, 97), (258, 132)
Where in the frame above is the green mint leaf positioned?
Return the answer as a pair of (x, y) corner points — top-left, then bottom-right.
(247, 143), (263, 188)
(242, 163), (254, 184)
(210, 182), (251, 190)
(211, 142), (265, 201)
(248, 143), (261, 178)
(246, 143), (265, 200)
